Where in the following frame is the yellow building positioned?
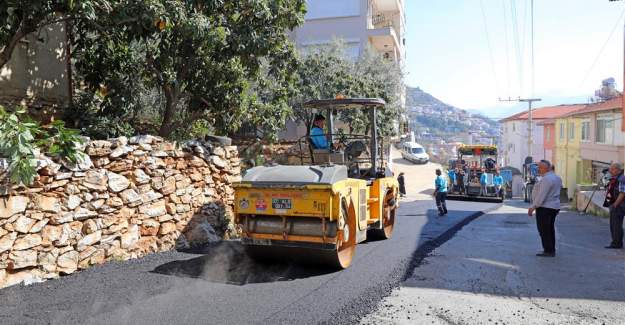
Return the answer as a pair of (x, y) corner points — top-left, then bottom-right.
(554, 113), (584, 199)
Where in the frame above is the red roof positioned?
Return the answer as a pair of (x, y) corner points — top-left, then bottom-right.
(568, 96), (622, 116)
(500, 104), (587, 122)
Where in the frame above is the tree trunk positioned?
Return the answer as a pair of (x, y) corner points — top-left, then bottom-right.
(159, 85), (178, 137)
(0, 25), (27, 70)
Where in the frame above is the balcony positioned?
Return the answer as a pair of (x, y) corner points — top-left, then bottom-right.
(371, 0), (403, 12)
(367, 13), (403, 62)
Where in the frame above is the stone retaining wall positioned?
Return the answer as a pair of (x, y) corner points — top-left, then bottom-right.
(0, 135), (240, 288)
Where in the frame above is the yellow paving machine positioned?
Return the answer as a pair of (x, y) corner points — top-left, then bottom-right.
(233, 98), (399, 269)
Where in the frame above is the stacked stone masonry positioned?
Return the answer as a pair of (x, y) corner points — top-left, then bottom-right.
(0, 135), (241, 288)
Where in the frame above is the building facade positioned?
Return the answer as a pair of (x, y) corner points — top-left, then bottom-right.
(573, 97), (625, 184)
(539, 119), (556, 163)
(554, 112), (585, 199)
(0, 22), (70, 113)
(292, 0), (405, 63)
(499, 104), (585, 170)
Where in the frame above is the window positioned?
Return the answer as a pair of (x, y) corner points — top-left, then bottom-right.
(568, 122), (575, 140)
(581, 120), (591, 141)
(559, 123), (565, 140)
(596, 115), (614, 144)
(546, 128), (551, 142)
(512, 123), (516, 132)
(412, 147), (424, 154)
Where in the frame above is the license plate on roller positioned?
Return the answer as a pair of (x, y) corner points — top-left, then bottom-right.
(272, 198), (292, 209)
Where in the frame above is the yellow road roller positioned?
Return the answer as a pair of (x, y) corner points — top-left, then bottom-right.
(233, 98), (399, 269)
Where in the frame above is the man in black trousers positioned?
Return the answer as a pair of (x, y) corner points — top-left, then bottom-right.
(604, 163), (625, 249)
(528, 160), (563, 257)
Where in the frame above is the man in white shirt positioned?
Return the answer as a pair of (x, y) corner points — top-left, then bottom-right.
(528, 160), (563, 257)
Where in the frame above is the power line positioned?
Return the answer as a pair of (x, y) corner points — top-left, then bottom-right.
(531, 0), (535, 97)
(510, 0), (524, 96)
(479, 0), (500, 97)
(578, 5), (625, 90)
(502, 0), (511, 96)
(520, 0), (529, 78)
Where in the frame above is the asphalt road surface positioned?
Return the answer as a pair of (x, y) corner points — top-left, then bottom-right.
(362, 202), (625, 324)
(0, 151), (500, 325)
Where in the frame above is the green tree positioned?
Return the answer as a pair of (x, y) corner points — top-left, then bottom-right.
(293, 43), (405, 137)
(0, 0), (108, 69)
(72, 0), (305, 138)
(291, 44), (358, 135)
(352, 48), (405, 136)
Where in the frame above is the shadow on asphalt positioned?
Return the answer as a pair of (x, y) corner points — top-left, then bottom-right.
(420, 188), (434, 195)
(401, 200), (500, 282)
(152, 241), (337, 285)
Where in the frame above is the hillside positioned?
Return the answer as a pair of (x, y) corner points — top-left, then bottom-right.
(406, 87), (499, 138)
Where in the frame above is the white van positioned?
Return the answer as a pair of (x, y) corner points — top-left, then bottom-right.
(401, 142), (429, 164)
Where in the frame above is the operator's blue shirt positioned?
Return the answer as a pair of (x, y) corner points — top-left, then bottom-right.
(310, 126), (328, 149)
(435, 175), (448, 193)
(493, 175), (504, 186)
(480, 173), (488, 185)
(448, 170), (456, 183)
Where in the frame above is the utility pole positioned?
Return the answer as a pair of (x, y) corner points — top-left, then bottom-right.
(500, 97), (542, 160)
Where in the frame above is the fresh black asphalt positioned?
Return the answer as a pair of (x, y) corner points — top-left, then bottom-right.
(0, 199), (499, 325)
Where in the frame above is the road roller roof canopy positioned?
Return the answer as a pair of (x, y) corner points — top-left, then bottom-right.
(303, 98), (386, 110)
(299, 97), (387, 179)
(458, 145), (497, 156)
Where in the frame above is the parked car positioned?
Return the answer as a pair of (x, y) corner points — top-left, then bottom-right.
(401, 142), (429, 164)
(394, 134), (408, 149)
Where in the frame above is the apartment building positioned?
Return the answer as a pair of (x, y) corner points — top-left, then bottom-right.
(499, 104), (585, 170)
(280, 0), (406, 140)
(292, 0), (405, 63)
(519, 97), (625, 200)
(571, 97), (625, 184)
(538, 119), (556, 163)
(553, 108), (587, 199)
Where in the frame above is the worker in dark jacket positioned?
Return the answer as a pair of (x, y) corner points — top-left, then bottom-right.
(456, 168), (466, 194)
(397, 172), (406, 198)
(604, 163), (625, 249)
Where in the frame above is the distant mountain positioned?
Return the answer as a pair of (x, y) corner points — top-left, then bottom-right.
(405, 87), (499, 138)
(406, 86), (455, 110)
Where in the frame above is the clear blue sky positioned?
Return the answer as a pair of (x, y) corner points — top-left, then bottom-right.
(405, 0), (625, 118)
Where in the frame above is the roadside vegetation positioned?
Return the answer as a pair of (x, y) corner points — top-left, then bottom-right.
(1, 1), (404, 188)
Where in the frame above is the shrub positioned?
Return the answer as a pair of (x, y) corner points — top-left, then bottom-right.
(0, 106), (85, 187)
